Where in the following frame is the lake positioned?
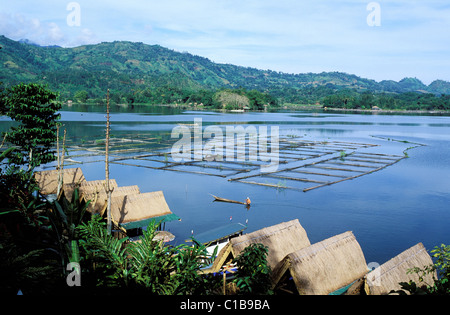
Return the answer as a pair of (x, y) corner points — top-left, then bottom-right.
(3, 104), (449, 266)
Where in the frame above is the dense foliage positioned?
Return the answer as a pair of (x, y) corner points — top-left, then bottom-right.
(2, 83), (61, 168)
(323, 89), (450, 111)
(1, 35), (450, 111)
(122, 85), (277, 110)
(232, 243), (272, 295)
(0, 85), (64, 294)
(76, 216), (222, 295)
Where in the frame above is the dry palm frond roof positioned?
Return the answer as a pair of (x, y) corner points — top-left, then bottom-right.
(110, 190), (173, 226)
(75, 182), (140, 215)
(63, 179), (118, 202)
(211, 219), (311, 272)
(365, 242), (436, 295)
(272, 231), (368, 295)
(34, 167), (86, 195)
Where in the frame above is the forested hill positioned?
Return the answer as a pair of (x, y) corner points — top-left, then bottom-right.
(1, 35), (449, 106)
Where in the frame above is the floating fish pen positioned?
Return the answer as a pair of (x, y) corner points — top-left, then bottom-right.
(232, 151), (406, 192)
(57, 131), (413, 192)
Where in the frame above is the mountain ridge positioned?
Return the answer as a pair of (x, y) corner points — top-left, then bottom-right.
(1, 35), (449, 103)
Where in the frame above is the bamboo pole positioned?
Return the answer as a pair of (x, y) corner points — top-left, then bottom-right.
(291, 170), (348, 178)
(266, 174), (328, 184)
(326, 161), (379, 169)
(56, 124), (61, 196)
(236, 180), (303, 191)
(56, 126), (67, 199)
(105, 89), (114, 235)
(309, 165), (365, 173)
(344, 158), (392, 164)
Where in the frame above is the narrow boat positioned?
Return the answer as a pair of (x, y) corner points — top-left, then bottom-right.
(210, 194), (246, 205)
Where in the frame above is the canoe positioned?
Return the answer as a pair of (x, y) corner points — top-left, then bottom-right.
(210, 194), (246, 205)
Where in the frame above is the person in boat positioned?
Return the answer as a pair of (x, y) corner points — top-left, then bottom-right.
(245, 197), (251, 205)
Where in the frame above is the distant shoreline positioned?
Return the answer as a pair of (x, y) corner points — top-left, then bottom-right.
(62, 102), (450, 116)
(279, 104), (450, 115)
(320, 106), (450, 116)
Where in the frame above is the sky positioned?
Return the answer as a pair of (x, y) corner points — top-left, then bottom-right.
(1, 0), (449, 84)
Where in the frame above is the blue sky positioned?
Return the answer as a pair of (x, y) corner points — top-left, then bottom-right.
(1, 0), (449, 84)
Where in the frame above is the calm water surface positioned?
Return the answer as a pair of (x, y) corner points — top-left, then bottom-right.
(4, 105), (449, 265)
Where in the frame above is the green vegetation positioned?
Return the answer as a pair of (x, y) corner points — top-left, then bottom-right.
(2, 83), (61, 168)
(0, 84), (65, 294)
(323, 89), (450, 111)
(76, 216), (221, 294)
(1, 36), (450, 111)
(232, 243), (272, 295)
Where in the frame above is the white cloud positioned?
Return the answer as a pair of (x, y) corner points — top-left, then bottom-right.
(47, 22), (64, 43)
(71, 28), (98, 46)
(0, 12), (63, 45)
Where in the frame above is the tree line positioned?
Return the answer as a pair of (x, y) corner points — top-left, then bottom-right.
(76, 86), (279, 110)
(323, 89), (450, 111)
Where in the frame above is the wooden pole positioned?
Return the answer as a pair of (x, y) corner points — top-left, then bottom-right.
(56, 124), (61, 195)
(105, 89), (113, 235)
(56, 126), (66, 199)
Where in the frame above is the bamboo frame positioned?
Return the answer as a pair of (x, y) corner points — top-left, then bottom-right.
(303, 156), (405, 192)
(54, 131), (416, 193)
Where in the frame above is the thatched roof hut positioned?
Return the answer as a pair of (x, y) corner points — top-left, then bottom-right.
(271, 231), (368, 295)
(34, 167), (86, 195)
(35, 168), (180, 234)
(365, 242), (436, 295)
(67, 181), (140, 215)
(64, 179), (118, 201)
(211, 219), (310, 273)
(110, 191), (180, 229)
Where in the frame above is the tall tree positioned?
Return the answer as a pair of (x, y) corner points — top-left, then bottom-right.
(3, 83), (61, 169)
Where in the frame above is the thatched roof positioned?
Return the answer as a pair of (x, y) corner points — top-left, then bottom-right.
(35, 168), (179, 230)
(34, 168), (86, 195)
(271, 231), (368, 295)
(211, 219), (310, 273)
(365, 242), (436, 295)
(94, 185), (140, 215)
(110, 191), (174, 228)
(64, 179), (118, 201)
(72, 182), (140, 215)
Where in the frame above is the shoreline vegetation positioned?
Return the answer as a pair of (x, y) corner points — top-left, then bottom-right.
(63, 101), (450, 116)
